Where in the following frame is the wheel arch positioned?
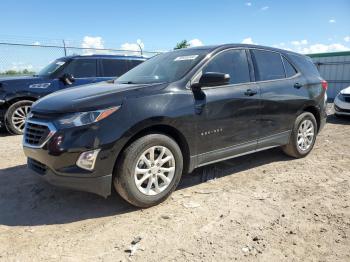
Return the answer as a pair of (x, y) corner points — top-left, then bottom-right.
(6, 96), (37, 107)
(114, 124), (191, 178)
(302, 105), (321, 133)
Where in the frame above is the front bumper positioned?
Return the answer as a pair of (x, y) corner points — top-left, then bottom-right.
(28, 158), (112, 197)
(0, 108), (5, 128)
(334, 97), (350, 115)
(22, 121), (124, 198)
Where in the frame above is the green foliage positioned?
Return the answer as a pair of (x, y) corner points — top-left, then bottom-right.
(0, 69), (35, 76)
(174, 40), (190, 50)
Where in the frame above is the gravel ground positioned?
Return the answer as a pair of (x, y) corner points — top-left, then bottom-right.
(0, 107), (349, 262)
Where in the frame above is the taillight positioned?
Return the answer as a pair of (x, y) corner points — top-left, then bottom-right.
(321, 80), (328, 91)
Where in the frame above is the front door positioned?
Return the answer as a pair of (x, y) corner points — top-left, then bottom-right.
(193, 49), (261, 166)
(58, 58), (98, 89)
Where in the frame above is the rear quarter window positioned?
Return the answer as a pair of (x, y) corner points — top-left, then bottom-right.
(288, 54), (320, 77)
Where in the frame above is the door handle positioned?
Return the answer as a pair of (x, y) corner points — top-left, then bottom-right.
(244, 89), (258, 96)
(294, 82), (303, 89)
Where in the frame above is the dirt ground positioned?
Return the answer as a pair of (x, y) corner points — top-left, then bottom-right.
(0, 107), (349, 262)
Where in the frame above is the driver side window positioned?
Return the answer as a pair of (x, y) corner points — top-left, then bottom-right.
(203, 49), (251, 85)
(63, 59), (97, 78)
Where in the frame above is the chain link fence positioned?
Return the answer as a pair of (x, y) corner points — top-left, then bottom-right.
(0, 39), (160, 76)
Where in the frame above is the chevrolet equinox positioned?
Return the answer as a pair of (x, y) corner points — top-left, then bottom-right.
(23, 44), (327, 207)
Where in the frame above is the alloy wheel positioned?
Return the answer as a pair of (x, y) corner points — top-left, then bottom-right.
(134, 146), (176, 196)
(297, 119), (315, 151)
(11, 105), (30, 133)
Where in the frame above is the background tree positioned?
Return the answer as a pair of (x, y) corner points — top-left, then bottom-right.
(174, 40), (190, 50)
(0, 69), (35, 76)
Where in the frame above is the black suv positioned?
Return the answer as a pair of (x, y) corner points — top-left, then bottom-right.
(0, 54), (146, 134)
(23, 44), (327, 207)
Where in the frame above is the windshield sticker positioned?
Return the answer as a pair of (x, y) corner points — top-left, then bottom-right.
(174, 55), (198, 61)
(56, 61), (65, 66)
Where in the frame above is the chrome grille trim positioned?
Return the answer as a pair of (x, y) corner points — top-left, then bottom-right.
(23, 119), (57, 149)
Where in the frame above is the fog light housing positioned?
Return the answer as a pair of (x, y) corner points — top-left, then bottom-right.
(76, 149), (101, 171)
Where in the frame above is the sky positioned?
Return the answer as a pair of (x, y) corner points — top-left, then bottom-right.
(0, 0), (350, 71)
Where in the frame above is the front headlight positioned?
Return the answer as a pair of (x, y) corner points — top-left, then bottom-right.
(55, 106), (120, 128)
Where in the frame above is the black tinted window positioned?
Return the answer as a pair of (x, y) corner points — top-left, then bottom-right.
(129, 60), (143, 69)
(64, 59), (96, 78)
(203, 49), (250, 84)
(289, 54), (320, 76)
(283, 57), (297, 77)
(101, 59), (129, 77)
(252, 50), (285, 81)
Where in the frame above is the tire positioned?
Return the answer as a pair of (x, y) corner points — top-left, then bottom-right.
(5, 100), (33, 135)
(114, 134), (183, 208)
(282, 112), (317, 158)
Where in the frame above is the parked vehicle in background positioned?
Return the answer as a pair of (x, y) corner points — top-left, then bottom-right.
(0, 55), (146, 134)
(23, 44), (327, 207)
(334, 86), (350, 117)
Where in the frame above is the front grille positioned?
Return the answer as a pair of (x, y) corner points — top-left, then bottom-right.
(28, 158), (47, 175)
(343, 95), (350, 103)
(31, 112), (61, 121)
(24, 121), (51, 147)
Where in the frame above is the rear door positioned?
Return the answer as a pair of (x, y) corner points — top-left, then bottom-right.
(250, 49), (301, 148)
(194, 49), (261, 165)
(98, 58), (143, 81)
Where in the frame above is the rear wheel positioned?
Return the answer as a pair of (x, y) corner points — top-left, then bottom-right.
(114, 134), (183, 208)
(5, 100), (33, 135)
(282, 112), (317, 158)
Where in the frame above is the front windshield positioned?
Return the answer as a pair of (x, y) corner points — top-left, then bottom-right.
(116, 49), (209, 84)
(37, 59), (67, 76)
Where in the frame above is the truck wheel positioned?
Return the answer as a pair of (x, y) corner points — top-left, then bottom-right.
(114, 134), (183, 208)
(5, 100), (33, 135)
(282, 112), (317, 158)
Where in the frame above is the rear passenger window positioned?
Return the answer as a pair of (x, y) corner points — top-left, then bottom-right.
(129, 60), (143, 69)
(203, 49), (250, 85)
(283, 57), (297, 77)
(101, 59), (129, 77)
(252, 50), (285, 81)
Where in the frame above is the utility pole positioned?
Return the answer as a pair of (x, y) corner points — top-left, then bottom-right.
(136, 39), (143, 56)
(62, 40), (67, 56)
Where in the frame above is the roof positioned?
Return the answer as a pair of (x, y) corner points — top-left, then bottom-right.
(186, 43), (303, 56)
(65, 54), (147, 60)
(307, 51), (350, 58)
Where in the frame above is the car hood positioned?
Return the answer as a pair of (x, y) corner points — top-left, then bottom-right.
(32, 81), (168, 114)
(0, 75), (48, 89)
(340, 86), (350, 95)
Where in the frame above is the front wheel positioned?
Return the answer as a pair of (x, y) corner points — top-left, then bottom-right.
(282, 112), (317, 158)
(114, 134), (183, 208)
(5, 100), (33, 135)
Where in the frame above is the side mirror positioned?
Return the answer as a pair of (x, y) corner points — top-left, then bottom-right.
(60, 73), (75, 85)
(192, 72), (230, 90)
